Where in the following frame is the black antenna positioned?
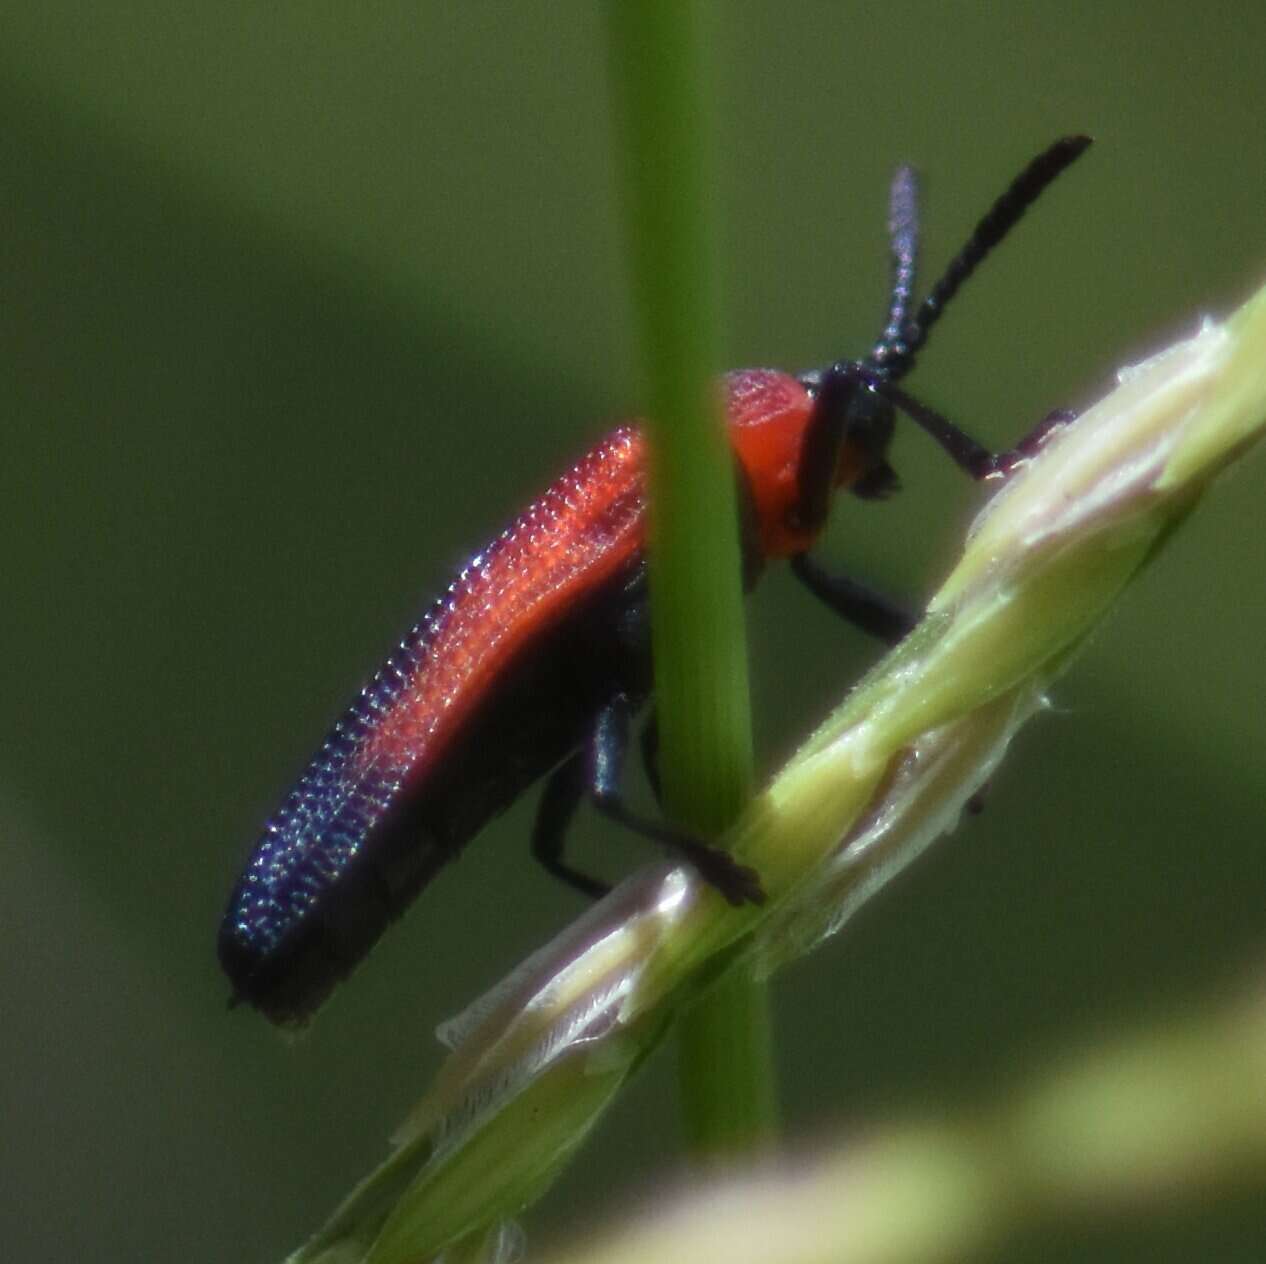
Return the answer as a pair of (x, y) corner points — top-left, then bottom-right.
(909, 135), (1091, 355)
(790, 137), (1094, 530)
(876, 164), (920, 357)
(872, 134), (1092, 378)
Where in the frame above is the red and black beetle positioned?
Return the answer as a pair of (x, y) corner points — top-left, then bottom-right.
(220, 136), (1091, 1024)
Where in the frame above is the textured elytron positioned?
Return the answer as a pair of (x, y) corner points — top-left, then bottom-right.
(219, 371), (825, 1015)
(220, 427), (649, 966)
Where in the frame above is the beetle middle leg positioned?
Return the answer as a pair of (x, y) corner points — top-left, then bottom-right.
(790, 553), (917, 646)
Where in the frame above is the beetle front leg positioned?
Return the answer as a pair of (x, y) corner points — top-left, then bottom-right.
(789, 364), (867, 534)
(1007, 407), (1077, 466)
(877, 382), (1076, 481)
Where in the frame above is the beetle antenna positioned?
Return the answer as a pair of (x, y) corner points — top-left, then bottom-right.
(875, 135), (1092, 379)
(873, 164), (920, 361)
(909, 135), (1091, 358)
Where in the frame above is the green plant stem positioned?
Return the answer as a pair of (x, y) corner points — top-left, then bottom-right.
(606, 0), (777, 1155)
(677, 964), (778, 1154)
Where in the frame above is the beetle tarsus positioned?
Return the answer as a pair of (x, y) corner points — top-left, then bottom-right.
(999, 406), (1078, 471)
(673, 840), (767, 907)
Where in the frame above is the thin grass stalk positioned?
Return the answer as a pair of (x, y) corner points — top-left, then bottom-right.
(605, 0), (774, 1156)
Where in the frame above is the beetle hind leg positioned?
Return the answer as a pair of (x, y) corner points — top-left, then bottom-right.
(530, 699), (766, 907)
(531, 754), (611, 899)
(588, 694), (765, 907)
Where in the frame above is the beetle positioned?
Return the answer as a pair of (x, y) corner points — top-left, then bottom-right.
(220, 136), (1091, 1025)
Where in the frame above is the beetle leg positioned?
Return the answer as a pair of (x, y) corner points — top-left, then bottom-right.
(875, 382), (1078, 482)
(588, 694), (766, 907)
(790, 553), (917, 646)
(866, 377), (999, 478)
(530, 753), (611, 898)
(788, 365), (868, 534)
(639, 711), (662, 806)
(850, 459), (901, 501)
(1010, 407), (1078, 461)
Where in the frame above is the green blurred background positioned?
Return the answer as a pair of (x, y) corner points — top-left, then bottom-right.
(3, 4), (1265, 1260)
